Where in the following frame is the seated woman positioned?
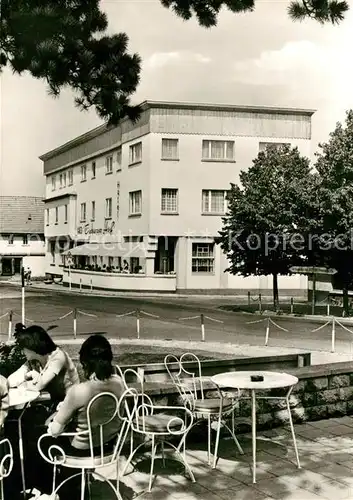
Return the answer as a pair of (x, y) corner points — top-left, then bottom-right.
(8, 325), (79, 404)
(48, 334), (124, 455)
(40, 335), (124, 499)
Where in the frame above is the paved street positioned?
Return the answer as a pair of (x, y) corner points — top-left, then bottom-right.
(1, 284), (353, 357)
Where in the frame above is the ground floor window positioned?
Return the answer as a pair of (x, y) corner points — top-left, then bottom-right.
(131, 257), (141, 273)
(191, 243), (215, 273)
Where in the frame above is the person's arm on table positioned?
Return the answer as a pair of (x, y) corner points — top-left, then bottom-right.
(7, 363), (30, 388)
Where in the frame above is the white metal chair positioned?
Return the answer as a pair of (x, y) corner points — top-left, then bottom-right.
(118, 367), (144, 393)
(0, 438), (13, 500)
(116, 366), (145, 461)
(120, 387), (195, 492)
(119, 367), (170, 484)
(37, 389), (136, 500)
(164, 352), (244, 468)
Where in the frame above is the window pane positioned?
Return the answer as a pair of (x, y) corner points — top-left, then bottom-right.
(130, 191), (142, 213)
(226, 141), (234, 159)
(211, 141), (225, 159)
(259, 142), (290, 152)
(81, 203), (86, 221)
(191, 243), (214, 273)
(161, 189), (178, 212)
(135, 192), (141, 212)
(202, 140), (210, 159)
(210, 191), (225, 213)
(106, 156), (113, 173)
(202, 191), (209, 212)
(117, 147), (122, 166)
(106, 198), (112, 217)
(162, 139), (178, 159)
(130, 142), (142, 163)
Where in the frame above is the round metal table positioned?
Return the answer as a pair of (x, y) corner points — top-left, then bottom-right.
(211, 371), (301, 483)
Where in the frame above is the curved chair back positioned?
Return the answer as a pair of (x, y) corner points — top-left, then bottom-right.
(86, 391), (120, 464)
(115, 364), (124, 380)
(121, 368), (144, 394)
(164, 352), (204, 405)
(0, 438), (13, 500)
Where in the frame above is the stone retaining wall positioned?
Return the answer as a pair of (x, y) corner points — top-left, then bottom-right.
(137, 361), (353, 432)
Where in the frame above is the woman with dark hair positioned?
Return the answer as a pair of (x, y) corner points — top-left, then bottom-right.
(14, 322), (26, 336)
(4, 326), (79, 498)
(39, 335), (124, 499)
(8, 325), (79, 403)
(47, 334), (124, 453)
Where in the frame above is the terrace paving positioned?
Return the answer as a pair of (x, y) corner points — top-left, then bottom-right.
(89, 415), (353, 499)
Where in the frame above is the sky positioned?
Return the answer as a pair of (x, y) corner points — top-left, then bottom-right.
(1, 0), (353, 196)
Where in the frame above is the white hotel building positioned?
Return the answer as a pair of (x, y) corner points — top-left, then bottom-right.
(40, 101), (313, 294)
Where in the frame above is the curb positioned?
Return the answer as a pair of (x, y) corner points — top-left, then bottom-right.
(223, 309), (353, 325)
(0, 280), (306, 302)
(0, 281), (245, 300)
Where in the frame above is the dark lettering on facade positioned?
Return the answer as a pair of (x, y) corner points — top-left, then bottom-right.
(77, 221), (116, 235)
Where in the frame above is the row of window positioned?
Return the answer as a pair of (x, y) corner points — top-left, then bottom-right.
(46, 188), (229, 225)
(5, 234), (214, 274)
(50, 241), (215, 275)
(46, 205), (69, 225)
(51, 142), (141, 191)
(50, 140), (290, 191)
(160, 189), (229, 215)
(5, 234), (44, 245)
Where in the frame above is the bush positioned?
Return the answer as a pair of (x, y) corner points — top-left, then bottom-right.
(0, 342), (26, 377)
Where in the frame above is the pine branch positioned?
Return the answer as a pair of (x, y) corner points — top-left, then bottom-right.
(288, 0), (349, 24)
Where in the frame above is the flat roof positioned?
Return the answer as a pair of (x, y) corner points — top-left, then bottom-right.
(39, 100), (316, 162)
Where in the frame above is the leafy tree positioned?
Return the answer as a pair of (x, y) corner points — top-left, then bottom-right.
(312, 110), (353, 315)
(217, 145), (314, 310)
(1, 0), (349, 125)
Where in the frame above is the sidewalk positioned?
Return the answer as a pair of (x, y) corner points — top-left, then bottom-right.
(0, 278), (304, 304)
(95, 415), (353, 499)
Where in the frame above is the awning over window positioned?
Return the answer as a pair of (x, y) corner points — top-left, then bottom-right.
(62, 243), (148, 258)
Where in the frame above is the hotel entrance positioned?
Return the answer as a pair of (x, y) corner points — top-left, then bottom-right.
(155, 236), (177, 274)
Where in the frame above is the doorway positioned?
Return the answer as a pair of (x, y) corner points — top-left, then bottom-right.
(154, 237), (177, 274)
(14, 258), (22, 274)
